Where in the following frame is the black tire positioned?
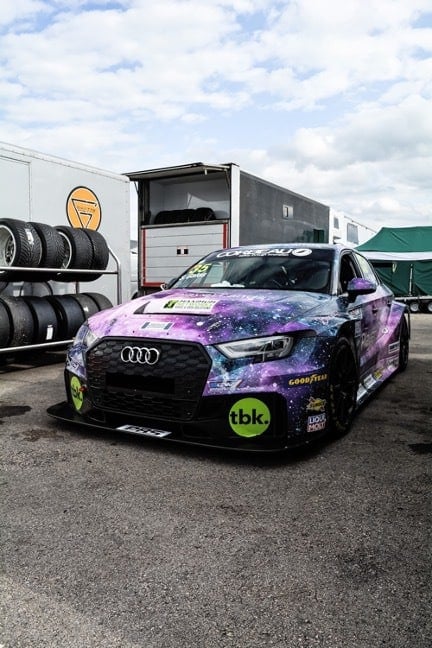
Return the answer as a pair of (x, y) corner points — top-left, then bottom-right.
(0, 296), (34, 347)
(82, 292), (113, 312)
(19, 282), (54, 297)
(23, 296), (59, 344)
(29, 222), (64, 270)
(83, 229), (109, 269)
(69, 293), (100, 319)
(0, 219), (42, 280)
(409, 301), (420, 313)
(327, 336), (358, 438)
(420, 300), (432, 314)
(46, 295), (86, 339)
(54, 226), (93, 281)
(398, 316), (409, 372)
(0, 300), (11, 347)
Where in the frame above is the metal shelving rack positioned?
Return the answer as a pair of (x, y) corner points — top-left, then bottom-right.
(0, 246), (122, 355)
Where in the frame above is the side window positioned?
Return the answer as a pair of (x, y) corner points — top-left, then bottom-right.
(339, 254), (359, 292)
(353, 252), (379, 284)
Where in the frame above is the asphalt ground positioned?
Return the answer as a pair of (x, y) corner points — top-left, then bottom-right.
(0, 315), (431, 648)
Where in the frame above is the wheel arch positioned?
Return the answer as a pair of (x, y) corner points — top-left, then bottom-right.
(334, 320), (359, 367)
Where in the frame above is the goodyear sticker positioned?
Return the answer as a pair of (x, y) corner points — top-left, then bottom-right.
(229, 398), (271, 438)
(70, 375), (84, 411)
(288, 373), (328, 386)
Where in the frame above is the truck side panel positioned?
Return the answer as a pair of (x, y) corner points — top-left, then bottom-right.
(0, 156), (30, 220)
(238, 171), (329, 245)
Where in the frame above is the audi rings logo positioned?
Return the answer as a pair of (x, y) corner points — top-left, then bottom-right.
(120, 345), (161, 365)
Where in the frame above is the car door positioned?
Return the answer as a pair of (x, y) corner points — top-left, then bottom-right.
(353, 250), (392, 350)
(339, 251), (384, 376)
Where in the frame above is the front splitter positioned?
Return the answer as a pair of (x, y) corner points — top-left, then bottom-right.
(46, 401), (299, 453)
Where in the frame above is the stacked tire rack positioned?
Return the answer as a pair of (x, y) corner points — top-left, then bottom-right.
(0, 218), (121, 358)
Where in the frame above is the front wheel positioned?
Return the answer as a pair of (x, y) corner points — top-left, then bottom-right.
(328, 337), (358, 438)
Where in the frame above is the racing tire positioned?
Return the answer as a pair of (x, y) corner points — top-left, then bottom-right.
(29, 222), (64, 271)
(398, 316), (409, 372)
(54, 226), (94, 281)
(327, 336), (358, 438)
(23, 296), (59, 344)
(70, 293), (100, 319)
(0, 300), (11, 347)
(0, 219), (42, 280)
(80, 229), (109, 280)
(46, 295), (86, 339)
(0, 296), (34, 347)
(19, 281), (54, 297)
(82, 292), (113, 312)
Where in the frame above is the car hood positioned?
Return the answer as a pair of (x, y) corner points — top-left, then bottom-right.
(87, 288), (332, 345)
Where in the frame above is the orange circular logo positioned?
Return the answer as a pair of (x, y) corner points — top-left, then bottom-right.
(66, 186), (101, 230)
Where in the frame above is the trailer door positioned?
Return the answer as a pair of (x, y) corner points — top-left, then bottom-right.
(140, 222), (229, 290)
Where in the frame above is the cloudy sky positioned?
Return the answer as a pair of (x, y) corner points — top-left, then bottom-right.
(1, 0), (431, 233)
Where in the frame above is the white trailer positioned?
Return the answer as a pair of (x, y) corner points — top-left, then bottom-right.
(0, 141), (130, 305)
(329, 210), (376, 247)
(126, 162), (330, 294)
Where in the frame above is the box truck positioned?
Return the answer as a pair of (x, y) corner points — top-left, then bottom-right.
(126, 162), (330, 294)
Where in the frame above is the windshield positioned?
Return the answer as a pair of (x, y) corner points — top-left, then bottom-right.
(172, 249), (333, 293)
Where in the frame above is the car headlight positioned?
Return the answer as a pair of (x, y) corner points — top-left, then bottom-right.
(216, 335), (294, 361)
(73, 323), (100, 350)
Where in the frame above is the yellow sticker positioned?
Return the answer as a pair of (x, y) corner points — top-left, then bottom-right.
(189, 263), (210, 275)
(70, 375), (84, 411)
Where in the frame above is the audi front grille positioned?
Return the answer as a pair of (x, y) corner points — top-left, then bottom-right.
(86, 338), (211, 420)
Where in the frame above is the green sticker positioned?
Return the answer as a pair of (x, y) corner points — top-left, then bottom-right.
(229, 398), (271, 438)
(70, 376), (84, 411)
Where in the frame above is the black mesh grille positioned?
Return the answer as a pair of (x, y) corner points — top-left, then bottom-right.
(86, 338), (211, 420)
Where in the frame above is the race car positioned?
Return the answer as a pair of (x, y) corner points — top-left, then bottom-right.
(47, 244), (410, 451)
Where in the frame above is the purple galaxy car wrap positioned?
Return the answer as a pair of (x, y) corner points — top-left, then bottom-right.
(48, 244), (410, 451)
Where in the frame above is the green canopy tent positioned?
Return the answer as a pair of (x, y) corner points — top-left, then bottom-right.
(356, 226), (432, 310)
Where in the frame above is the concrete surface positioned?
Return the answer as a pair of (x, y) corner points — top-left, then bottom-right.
(0, 315), (431, 648)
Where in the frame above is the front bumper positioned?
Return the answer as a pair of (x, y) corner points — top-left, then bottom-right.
(47, 380), (305, 452)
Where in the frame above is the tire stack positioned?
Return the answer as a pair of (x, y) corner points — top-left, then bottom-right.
(0, 218), (113, 350)
(0, 219), (109, 281)
(0, 292), (113, 349)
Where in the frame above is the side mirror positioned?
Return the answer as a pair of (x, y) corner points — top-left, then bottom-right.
(160, 277), (176, 291)
(346, 277), (377, 302)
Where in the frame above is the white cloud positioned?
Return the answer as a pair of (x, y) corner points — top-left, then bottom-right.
(0, 0), (431, 230)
